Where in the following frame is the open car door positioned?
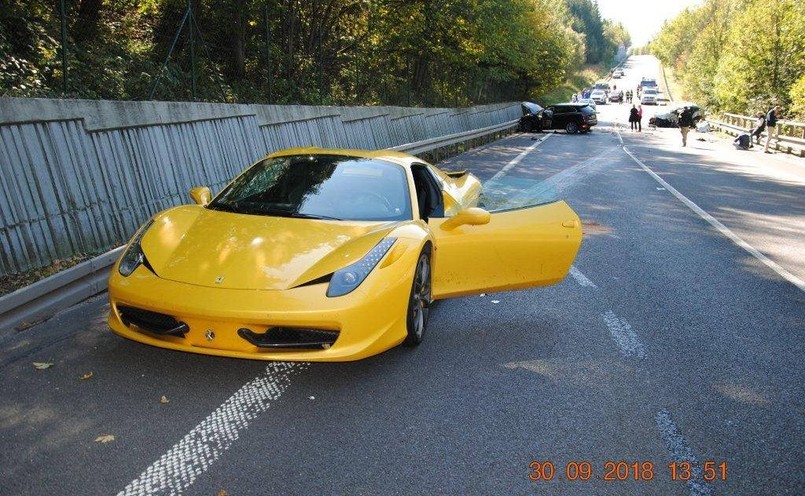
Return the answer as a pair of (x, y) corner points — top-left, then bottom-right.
(429, 181), (582, 299)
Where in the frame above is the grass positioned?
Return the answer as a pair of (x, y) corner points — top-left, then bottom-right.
(0, 254), (98, 298)
(662, 65), (687, 103)
(538, 64), (611, 105)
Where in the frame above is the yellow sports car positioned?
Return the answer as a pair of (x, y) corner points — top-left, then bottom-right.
(108, 148), (582, 361)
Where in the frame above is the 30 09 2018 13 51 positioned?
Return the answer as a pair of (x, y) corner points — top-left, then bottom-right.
(528, 460), (728, 482)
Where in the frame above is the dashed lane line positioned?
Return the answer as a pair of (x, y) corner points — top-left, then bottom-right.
(656, 409), (714, 496)
(569, 265), (597, 288)
(486, 133), (553, 183)
(602, 311), (646, 359)
(118, 362), (307, 496)
(622, 142), (805, 293)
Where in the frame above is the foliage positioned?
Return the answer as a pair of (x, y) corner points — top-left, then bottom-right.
(0, 0), (633, 107)
(790, 74), (805, 119)
(563, 0), (629, 65)
(651, 0), (805, 119)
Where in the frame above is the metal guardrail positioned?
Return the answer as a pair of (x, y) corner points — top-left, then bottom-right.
(709, 113), (805, 157)
(0, 248), (123, 335)
(391, 119), (518, 156)
(0, 120), (519, 335)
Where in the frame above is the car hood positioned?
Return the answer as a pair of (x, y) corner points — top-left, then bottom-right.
(139, 205), (396, 290)
(521, 101), (544, 116)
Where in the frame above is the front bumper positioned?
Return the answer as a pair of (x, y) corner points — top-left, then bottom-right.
(108, 257), (414, 362)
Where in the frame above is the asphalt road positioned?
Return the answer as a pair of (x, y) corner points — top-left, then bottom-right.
(1, 56), (803, 496)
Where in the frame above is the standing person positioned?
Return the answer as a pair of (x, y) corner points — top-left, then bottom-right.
(678, 106), (694, 146)
(571, 93), (578, 103)
(763, 105), (780, 154)
(629, 105), (638, 131)
(751, 112), (765, 144)
(637, 104), (643, 132)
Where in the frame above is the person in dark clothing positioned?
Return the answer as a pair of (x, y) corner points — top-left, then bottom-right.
(751, 112), (766, 144)
(733, 133), (751, 150)
(629, 105), (639, 131)
(678, 106), (694, 146)
(764, 105), (780, 153)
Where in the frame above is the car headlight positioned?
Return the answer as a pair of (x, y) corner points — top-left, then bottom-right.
(118, 219), (154, 277)
(327, 237), (396, 297)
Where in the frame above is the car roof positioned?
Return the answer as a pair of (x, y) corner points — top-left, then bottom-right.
(553, 103), (594, 110)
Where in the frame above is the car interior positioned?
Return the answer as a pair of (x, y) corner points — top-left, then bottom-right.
(411, 164), (445, 221)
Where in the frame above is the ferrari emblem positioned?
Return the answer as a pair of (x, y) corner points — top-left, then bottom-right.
(215, 276), (225, 285)
(205, 330), (216, 342)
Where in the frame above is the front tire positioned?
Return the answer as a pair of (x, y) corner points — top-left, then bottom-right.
(403, 248), (432, 347)
(566, 122), (579, 134)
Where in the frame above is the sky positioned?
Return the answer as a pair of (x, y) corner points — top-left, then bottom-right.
(596, 0), (704, 47)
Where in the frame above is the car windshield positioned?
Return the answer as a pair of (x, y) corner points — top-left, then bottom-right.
(645, 89), (658, 95)
(479, 175), (559, 212)
(521, 102), (544, 115)
(209, 155), (412, 221)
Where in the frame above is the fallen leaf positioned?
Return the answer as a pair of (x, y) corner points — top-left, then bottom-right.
(80, 372), (93, 380)
(308, 396), (315, 400)
(217, 491), (229, 496)
(95, 434), (115, 443)
(491, 300), (500, 304)
(160, 395), (169, 404)
(33, 362), (53, 370)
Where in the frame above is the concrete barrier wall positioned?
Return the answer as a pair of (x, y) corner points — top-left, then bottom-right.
(0, 98), (519, 275)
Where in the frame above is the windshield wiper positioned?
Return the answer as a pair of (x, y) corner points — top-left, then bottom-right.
(259, 208), (341, 220)
(288, 212), (342, 220)
(207, 202), (244, 214)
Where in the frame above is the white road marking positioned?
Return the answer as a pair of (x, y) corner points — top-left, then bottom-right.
(602, 311), (646, 359)
(118, 362), (306, 496)
(622, 143), (805, 292)
(656, 409), (714, 496)
(487, 134), (552, 183)
(569, 265), (597, 288)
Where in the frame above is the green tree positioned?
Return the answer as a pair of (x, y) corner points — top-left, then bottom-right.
(713, 0), (805, 114)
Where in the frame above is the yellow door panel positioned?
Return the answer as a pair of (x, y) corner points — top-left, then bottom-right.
(430, 201), (582, 299)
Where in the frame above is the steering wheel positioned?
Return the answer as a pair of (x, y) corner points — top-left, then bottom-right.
(351, 191), (394, 214)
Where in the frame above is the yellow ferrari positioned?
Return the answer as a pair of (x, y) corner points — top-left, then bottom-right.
(108, 148), (582, 361)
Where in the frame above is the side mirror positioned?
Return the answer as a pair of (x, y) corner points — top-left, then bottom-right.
(440, 207), (491, 231)
(189, 186), (211, 206)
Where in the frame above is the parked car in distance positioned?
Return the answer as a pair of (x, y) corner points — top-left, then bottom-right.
(517, 101), (546, 132)
(640, 77), (658, 90)
(612, 69), (624, 78)
(542, 103), (597, 134)
(641, 88), (659, 105)
(594, 81), (611, 92)
(608, 90), (623, 103)
(590, 89), (608, 104)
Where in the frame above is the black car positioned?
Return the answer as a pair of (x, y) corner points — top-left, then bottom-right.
(517, 102), (546, 132)
(519, 102), (597, 134)
(649, 105), (702, 128)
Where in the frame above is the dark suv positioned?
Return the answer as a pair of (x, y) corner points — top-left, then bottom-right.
(519, 102), (597, 134)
